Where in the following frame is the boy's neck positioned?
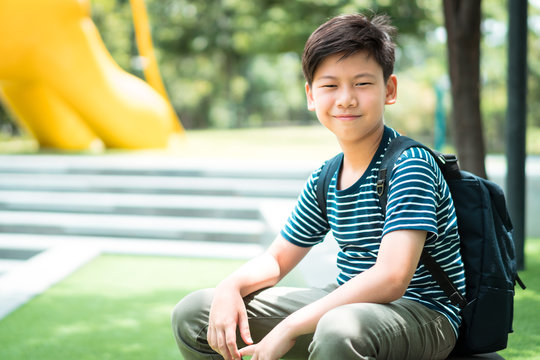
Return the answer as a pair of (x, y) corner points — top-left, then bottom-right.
(337, 124), (384, 190)
(340, 124), (384, 168)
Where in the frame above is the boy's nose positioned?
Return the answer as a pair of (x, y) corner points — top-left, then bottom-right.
(337, 88), (358, 108)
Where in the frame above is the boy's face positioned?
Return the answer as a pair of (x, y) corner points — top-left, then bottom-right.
(305, 51), (397, 145)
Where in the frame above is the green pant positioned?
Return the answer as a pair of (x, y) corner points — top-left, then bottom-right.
(171, 285), (456, 360)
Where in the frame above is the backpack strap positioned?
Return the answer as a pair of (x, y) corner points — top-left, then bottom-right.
(376, 136), (425, 212)
(378, 135), (468, 309)
(316, 153), (343, 222)
(377, 136), (460, 210)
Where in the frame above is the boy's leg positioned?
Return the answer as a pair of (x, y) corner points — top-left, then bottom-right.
(171, 285), (335, 360)
(308, 298), (456, 360)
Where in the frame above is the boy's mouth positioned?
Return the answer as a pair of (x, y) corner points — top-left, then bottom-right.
(333, 114), (361, 121)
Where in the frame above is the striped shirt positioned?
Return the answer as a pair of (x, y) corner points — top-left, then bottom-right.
(281, 125), (465, 336)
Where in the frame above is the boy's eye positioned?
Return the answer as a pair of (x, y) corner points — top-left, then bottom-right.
(356, 82), (371, 86)
(321, 84), (337, 88)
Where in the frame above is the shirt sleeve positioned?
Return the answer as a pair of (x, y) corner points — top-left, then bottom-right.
(280, 166), (330, 247)
(382, 147), (439, 238)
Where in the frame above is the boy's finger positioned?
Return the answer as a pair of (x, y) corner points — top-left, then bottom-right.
(217, 331), (233, 360)
(238, 311), (253, 345)
(207, 327), (216, 351)
(239, 344), (256, 357)
(225, 327), (241, 360)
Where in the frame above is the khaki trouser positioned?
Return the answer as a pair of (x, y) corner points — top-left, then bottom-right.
(171, 285), (456, 360)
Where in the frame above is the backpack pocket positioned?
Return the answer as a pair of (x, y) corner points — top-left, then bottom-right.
(459, 285), (514, 354)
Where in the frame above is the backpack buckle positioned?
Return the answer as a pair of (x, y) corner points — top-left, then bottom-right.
(450, 291), (468, 309)
(376, 179), (384, 196)
(443, 154), (458, 164)
(376, 169), (387, 196)
(441, 154), (461, 179)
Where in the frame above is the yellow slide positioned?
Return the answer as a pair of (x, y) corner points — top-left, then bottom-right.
(0, 0), (183, 150)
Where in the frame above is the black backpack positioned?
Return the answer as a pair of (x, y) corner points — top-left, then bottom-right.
(315, 135), (526, 355)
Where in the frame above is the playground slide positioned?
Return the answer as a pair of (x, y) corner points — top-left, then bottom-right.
(0, 0), (182, 150)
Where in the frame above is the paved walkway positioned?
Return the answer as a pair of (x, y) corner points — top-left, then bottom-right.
(0, 233), (268, 319)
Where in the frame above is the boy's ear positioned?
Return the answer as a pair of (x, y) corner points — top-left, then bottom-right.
(385, 75), (397, 105)
(305, 82), (316, 111)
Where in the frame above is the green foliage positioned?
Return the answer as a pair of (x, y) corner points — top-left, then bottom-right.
(480, 1), (540, 153)
(527, 3), (540, 129)
(90, 0), (435, 129)
(91, 0), (137, 74)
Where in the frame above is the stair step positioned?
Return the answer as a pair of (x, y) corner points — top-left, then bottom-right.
(0, 191), (263, 219)
(0, 211), (267, 243)
(0, 247), (43, 260)
(0, 155), (312, 180)
(0, 173), (304, 197)
(0, 155), (305, 247)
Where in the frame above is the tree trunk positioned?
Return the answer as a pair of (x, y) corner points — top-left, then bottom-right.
(443, 0), (487, 178)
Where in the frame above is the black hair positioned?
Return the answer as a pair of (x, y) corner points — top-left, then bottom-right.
(302, 13), (396, 86)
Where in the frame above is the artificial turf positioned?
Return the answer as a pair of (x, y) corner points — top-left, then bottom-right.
(0, 255), (244, 360)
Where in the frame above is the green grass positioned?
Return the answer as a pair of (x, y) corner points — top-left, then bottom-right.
(499, 238), (540, 360)
(0, 134), (38, 154)
(0, 240), (539, 360)
(0, 255), (244, 360)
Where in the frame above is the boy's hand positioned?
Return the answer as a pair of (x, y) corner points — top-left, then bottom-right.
(239, 322), (296, 360)
(207, 285), (253, 360)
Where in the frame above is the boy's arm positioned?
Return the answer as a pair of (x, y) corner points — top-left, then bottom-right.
(239, 229), (425, 360)
(207, 234), (311, 360)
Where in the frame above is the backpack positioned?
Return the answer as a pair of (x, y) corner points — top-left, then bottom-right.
(315, 135), (526, 355)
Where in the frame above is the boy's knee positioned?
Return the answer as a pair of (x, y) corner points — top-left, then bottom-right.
(309, 304), (381, 358)
(171, 288), (214, 342)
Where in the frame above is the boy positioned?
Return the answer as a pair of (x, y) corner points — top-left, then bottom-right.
(172, 13), (465, 360)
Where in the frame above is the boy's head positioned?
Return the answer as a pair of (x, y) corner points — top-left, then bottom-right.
(302, 13), (396, 87)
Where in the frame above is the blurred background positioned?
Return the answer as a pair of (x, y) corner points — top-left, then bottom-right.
(0, 0), (539, 154)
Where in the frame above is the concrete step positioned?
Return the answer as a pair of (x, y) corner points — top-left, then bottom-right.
(0, 155), (313, 180)
(0, 191), (264, 219)
(0, 173), (304, 197)
(0, 247), (43, 260)
(0, 211), (268, 243)
(0, 155), (302, 252)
